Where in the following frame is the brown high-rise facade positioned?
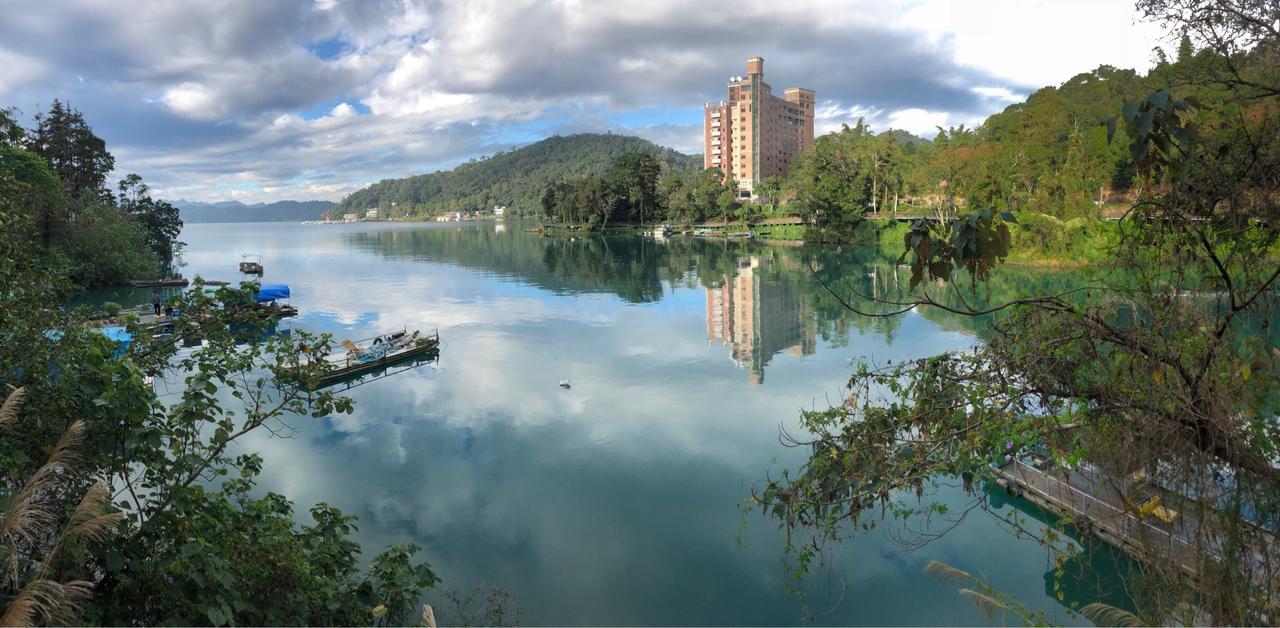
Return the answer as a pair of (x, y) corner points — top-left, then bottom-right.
(704, 57), (814, 197)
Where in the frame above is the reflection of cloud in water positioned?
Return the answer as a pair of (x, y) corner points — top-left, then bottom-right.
(179, 222), (1086, 625)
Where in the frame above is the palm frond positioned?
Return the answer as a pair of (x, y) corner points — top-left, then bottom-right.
(1081, 602), (1144, 626)
(958, 588), (1008, 619)
(924, 559), (976, 586)
(0, 386), (25, 431)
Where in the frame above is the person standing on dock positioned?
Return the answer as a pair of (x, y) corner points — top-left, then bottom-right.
(151, 290), (161, 316)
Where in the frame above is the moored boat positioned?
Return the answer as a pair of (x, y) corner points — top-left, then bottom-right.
(291, 329), (440, 388)
(250, 283), (297, 317)
(239, 254), (264, 274)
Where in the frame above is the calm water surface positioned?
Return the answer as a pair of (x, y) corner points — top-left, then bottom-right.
(106, 221), (1124, 625)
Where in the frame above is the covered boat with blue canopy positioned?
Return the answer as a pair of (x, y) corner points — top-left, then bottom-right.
(255, 283), (290, 302)
(251, 283), (297, 317)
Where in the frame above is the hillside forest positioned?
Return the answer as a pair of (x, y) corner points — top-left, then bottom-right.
(335, 133), (700, 218)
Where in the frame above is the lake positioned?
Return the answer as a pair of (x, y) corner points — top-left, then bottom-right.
(98, 221), (1126, 625)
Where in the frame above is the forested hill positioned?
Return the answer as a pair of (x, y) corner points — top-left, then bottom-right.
(335, 133), (702, 217)
(173, 199), (336, 223)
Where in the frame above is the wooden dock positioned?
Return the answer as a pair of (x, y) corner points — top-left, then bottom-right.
(994, 457), (1274, 590)
(129, 278), (190, 287)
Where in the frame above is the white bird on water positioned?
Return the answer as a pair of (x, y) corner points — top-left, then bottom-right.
(559, 379), (571, 389)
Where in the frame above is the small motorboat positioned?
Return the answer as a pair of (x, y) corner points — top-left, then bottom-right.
(239, 254), (264, 274)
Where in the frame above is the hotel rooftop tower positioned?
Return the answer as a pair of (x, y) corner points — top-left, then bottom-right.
(704, 57), (814, 197)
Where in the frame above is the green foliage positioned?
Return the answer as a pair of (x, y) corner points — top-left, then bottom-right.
(790, 121), (877, 234)
(117, 174), (184, 270)
(0, 145), (66, 245)
(26, 100), (115, 203)
(339, 133), (700, 218)
(1, 195), (438, 623)
(62, 200), (159, 286)
(1, 104), (183, 287)
(543, 153), (735, 229)
(901, 208), (1014, 288)
(0, 107), (24, 147)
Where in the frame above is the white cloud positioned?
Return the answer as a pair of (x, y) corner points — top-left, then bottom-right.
(971, 86), (1022, 103)
(0, 0), (1169, 202)
(0, 48), (46, 93)
(328, 102), (358, 117)
(900, 0), (1166, 88)
(886, 108), (951, 136)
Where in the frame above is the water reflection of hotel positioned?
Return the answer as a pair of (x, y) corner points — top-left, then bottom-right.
(706, 257), (816, 384)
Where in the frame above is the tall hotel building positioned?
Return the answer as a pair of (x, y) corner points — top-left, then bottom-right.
(704, 57), (814, 197)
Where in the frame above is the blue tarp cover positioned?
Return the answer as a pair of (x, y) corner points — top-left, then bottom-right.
(255, 284), (290, 302)
(99, 326), (132, 357)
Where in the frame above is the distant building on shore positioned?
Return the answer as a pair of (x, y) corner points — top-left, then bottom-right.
(704, 57), (814, 198)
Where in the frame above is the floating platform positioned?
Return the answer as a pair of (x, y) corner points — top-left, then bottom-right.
(993, 455), (1275, 591)
(129, 278), (190, 287)
(294, 330), (440, 388)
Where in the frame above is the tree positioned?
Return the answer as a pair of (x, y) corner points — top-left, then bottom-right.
(756, 176), (785, 216)
(62, 199), (159, 286)
(0, 107), (25, 147)
(26, 100), (115, 203)
(716, 189), (740, 226)
(755, 2), (1280, 623)
(0, 145), (66, 246)
(791, 121), (876, 236)
(117, 174), (184, 271)
(605, 152), (662, 224)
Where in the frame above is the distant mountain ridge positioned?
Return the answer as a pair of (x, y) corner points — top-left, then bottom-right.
(172, 199), (337, 223)
(336, 133), (703, 217)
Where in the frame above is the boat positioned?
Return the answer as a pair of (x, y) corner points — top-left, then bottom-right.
(249, 283), (297, 317)
(291, 329), (440, 388)
(239, 254), (264, 274)
(129, 277), (189, 287)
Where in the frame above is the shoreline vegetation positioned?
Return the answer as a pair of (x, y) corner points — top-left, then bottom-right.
(530, 216), (1114, 267)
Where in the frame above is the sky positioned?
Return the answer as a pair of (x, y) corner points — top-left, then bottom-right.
(0, 0), (1169, 204)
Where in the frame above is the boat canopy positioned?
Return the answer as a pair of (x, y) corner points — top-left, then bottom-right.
(99, 326), (132, 357)
(255, 284), (290, 302)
